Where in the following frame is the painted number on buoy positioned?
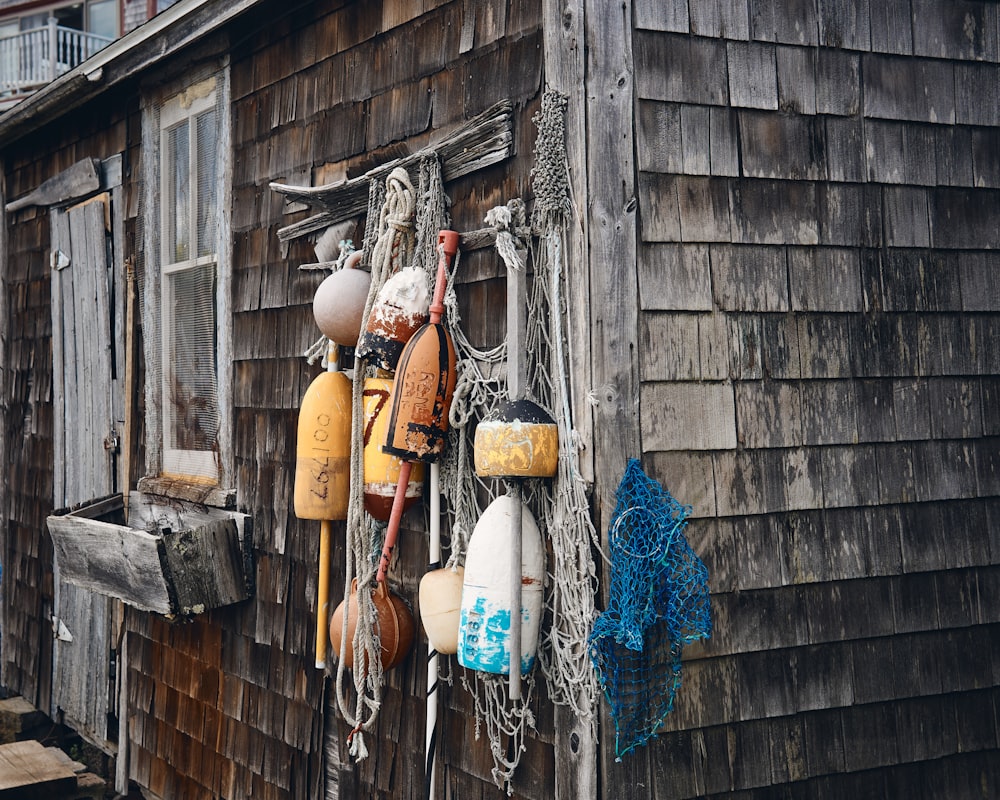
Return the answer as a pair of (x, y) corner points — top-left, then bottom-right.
(308, 412), (334, 499)
(362, 386), (390, 445)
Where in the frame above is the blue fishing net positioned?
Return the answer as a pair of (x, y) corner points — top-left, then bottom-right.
(588, 458), (712, 759)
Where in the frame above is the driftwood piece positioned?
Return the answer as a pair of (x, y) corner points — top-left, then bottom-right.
(5, 158), (101, 212)
(270, 100), (514, 243)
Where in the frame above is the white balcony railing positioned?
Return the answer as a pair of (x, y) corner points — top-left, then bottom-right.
(0, 19), (113, 96)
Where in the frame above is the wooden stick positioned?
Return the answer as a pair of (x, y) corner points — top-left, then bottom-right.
(376, 461), (412, 583)
(316, 519), (332, 669)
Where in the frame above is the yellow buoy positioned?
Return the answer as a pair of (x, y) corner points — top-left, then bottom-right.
(474, 399), (558, 479)
(363, 377), (424, 520)
(294, 369), (352, 521)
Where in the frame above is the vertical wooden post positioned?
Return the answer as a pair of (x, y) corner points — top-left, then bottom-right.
(583, 0), (646, 795)
(542, 1), (601, 799)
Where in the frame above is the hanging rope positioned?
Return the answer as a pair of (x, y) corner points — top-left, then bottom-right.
(333, 166), (416, 759)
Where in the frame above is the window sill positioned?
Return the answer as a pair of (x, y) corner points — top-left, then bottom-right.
(137, 475), (236, 509)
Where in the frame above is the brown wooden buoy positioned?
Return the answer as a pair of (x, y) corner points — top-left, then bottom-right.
(356, 266), (431, 371)
(363, 376), (424, 520)
(329, 579), (416, 671)
(312, 251), (370, 346)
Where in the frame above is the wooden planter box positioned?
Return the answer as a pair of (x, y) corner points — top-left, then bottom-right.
(46, 493), (252, 616)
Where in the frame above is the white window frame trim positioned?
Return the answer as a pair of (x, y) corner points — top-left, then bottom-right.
(141, 63), (233, 494)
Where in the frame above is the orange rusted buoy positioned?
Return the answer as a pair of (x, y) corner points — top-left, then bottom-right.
(363, 376), (424, 520)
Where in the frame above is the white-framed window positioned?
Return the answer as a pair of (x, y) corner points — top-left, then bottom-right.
(142, 68), (231, 489)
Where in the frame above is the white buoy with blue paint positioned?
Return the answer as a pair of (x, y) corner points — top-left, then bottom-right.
(457, 494), (544, 676)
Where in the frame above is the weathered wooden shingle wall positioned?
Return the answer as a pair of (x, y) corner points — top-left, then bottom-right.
(626, 0), (1000, 797)
(223, 1), (546, 798)
(0, 94), (132, 719)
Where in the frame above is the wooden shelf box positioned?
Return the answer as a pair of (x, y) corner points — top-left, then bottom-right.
(46, 493), (252, 616)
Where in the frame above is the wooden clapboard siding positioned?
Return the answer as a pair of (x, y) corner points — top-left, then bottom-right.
(631, 1), (1000, 797)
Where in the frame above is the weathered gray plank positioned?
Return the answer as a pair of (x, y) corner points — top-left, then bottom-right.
(883, 186), (930, 248)
(676, 176), (732, 241)
(639, 312), (701, 381)
(865, 120), (937, 185)
(816, 48), (860, 116)
(972, 128), (1000, 189)
(638, 172), (681, 241)
(800, 379), (859, 445)
(689, 0), (749, 39)
(825, 117), (865, 182)
(726, 41), (778, 109)
(710, 244), (788, 311)
(856, 378), (897, 442)
(730, 179), (818, 244)
(634, 31), (730, 104)
(761, 313), (801, 379)
(788, 247), (862, 312)
(161, 519), (249, 615)
(928, 378), (984, 439)
(750, 0), (817, 43)
(869, 0), (914, 54)
(645, 451), (718, 519)
(636, 101), (682, 174)
(955, 62), (1000, 126)
(47, 515), (173, 614)
(738, 111), (826, 180)
(5, 157), (101, 212)
(640, 381), (737, 451)
(698, 311), (732, 380)
(727, 313), (764, 379)
(931, 188), (1000, 250)
(734, 380), (802, 448)
(820, 444), (880, 508)
(817, 0), (871, 50)
(589, 1), (647, 795)
(633, 0), (689, 33)
(709, 106), (740, 176)
(892, 378), (933, 440)
(818, 184), (882, 247)
(850, 315), (920, 378)
(935, 126), (975, 187)
(680, 105), (712, 175)
(911, 0), (1000, 61)
(863, 55), (956, 123)
(776, 45), (816, 114)
(637, 243), (713, 310)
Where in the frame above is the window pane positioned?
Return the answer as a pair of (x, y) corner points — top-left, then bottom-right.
(165, 263), (219, 454)
(196, 108), (217, 258)
(165, 121), (189, 263)
(87, 0), (117, 39)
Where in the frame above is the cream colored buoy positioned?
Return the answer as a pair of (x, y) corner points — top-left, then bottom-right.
(357, 266), (431, 371)
(363, 377), (424, 520)
(457, 495), (544, 675)
(418, 566), (464, 655)
(312, 251), (370, 346)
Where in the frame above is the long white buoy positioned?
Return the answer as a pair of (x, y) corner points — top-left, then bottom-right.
(425, 461), (441, 799)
